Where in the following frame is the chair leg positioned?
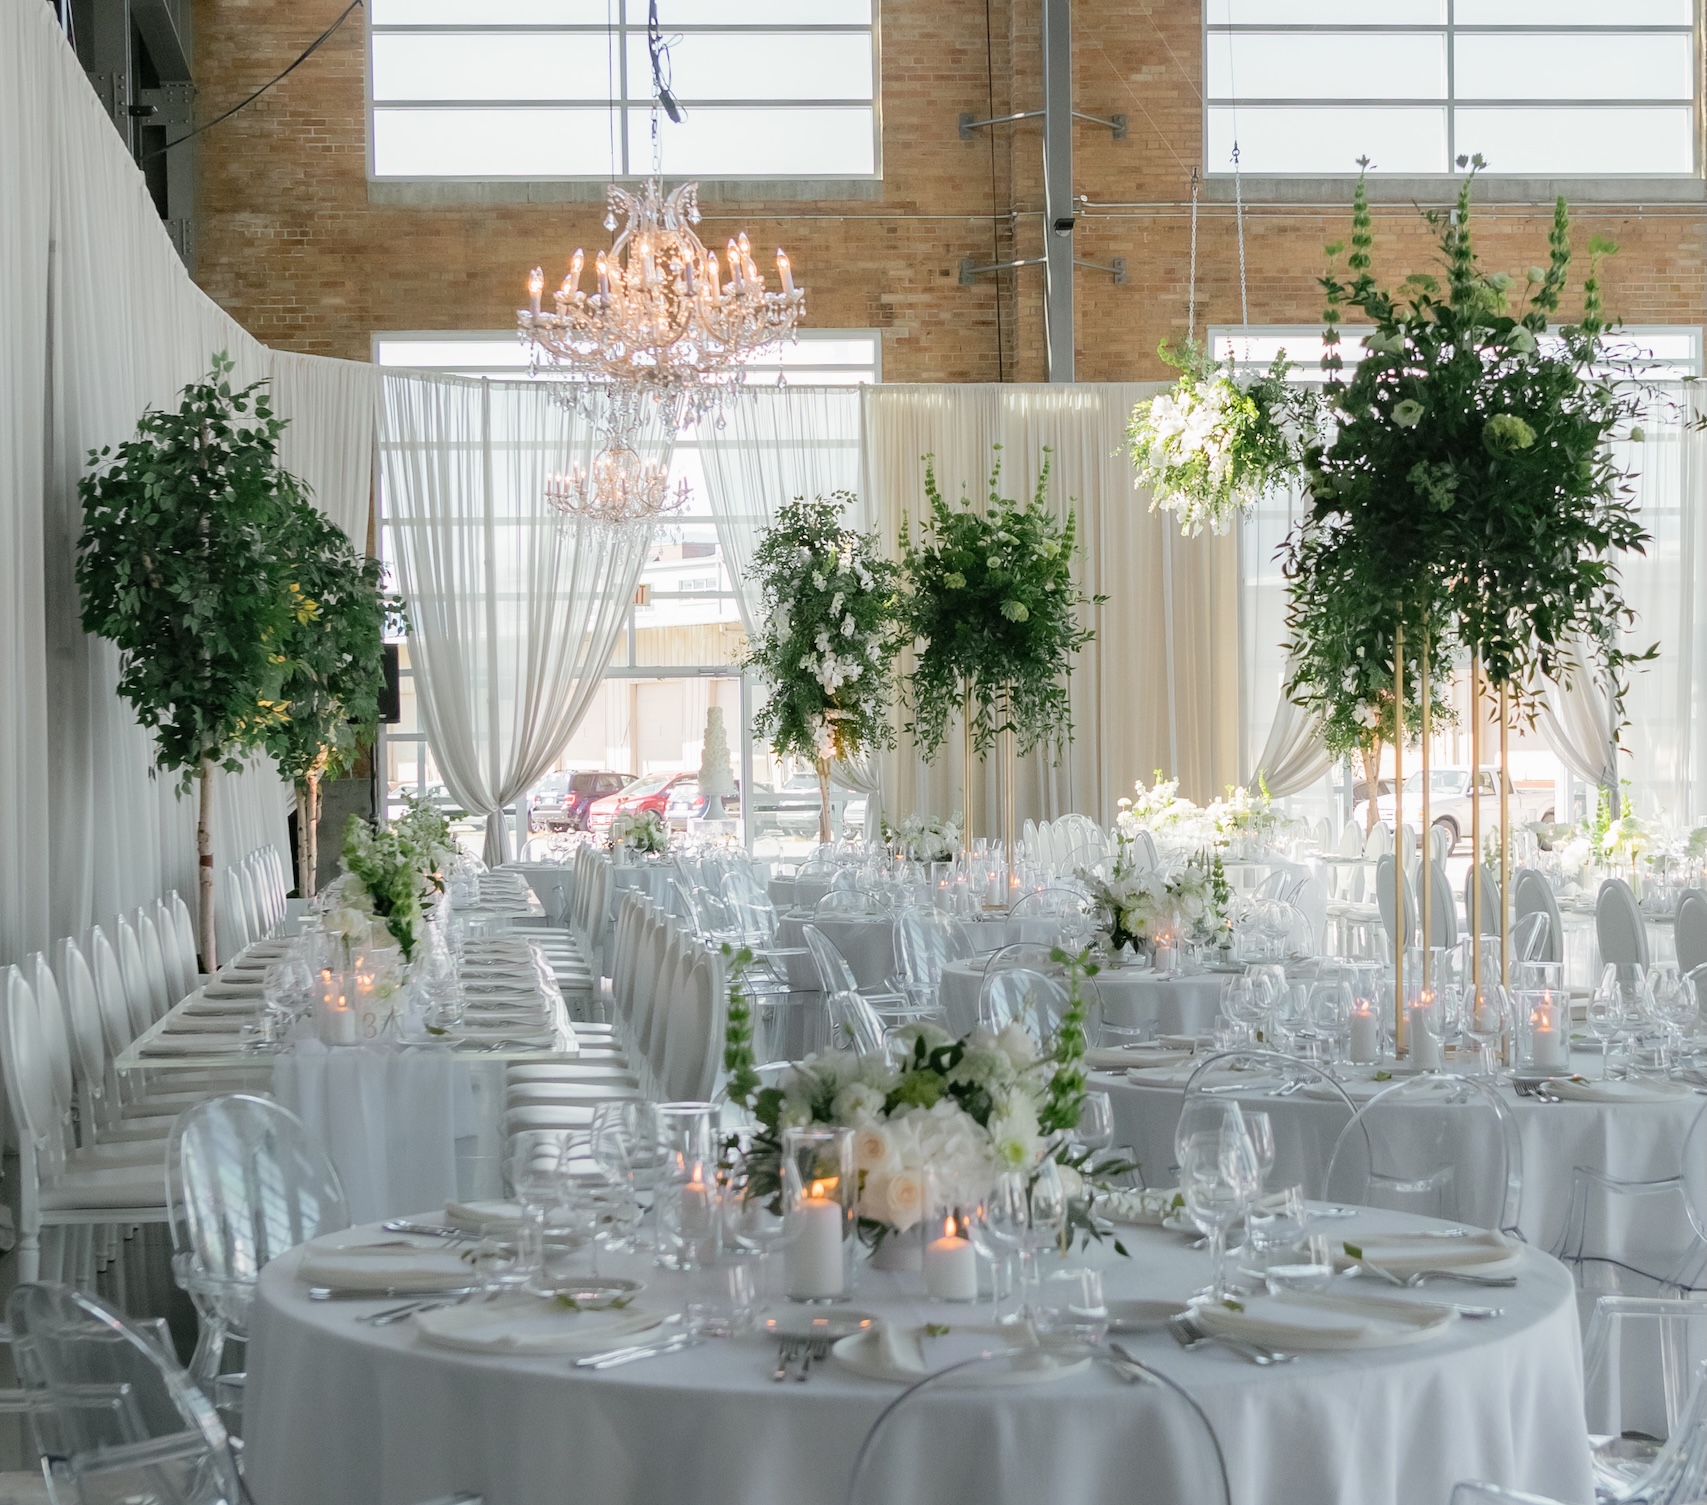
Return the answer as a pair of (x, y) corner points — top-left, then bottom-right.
(189, 1314), (229, 1389)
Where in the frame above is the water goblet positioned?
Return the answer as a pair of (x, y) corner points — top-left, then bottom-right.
(1242, 1110), (1276, 1192)
(1588, 966), (1626, 1080)
(1074, 1091), (1114, 1156)
(1021, 1160), (1068, 1314)
(1179, 1118), (1260, 1303)
(506, 1130), (568, 1292)
(970, 1173), (1029, 1326)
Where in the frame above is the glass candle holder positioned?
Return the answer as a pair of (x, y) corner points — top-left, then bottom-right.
(1404, 984), (1444, 1071)
(655, 1102), (720, 1270)
(314, 969), (360, 1046)
(781, 1126), (855, 1303)
(1518, 988), (1569, 1070)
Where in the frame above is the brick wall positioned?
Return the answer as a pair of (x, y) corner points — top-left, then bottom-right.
(192, 0), (1706, 380)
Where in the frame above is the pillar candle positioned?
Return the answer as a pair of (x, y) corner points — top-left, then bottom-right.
(1408, 1006), (1442, 1069)
(784, 1196), (844, 1300)
(1349, 1002), (1380, 1064)
(1529, 995), (1566, 1068)
(924, 1219), (978, 1301)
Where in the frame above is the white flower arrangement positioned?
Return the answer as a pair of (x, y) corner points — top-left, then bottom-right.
(891, 812), (962, 864)
(608, 809), (668, 856)
(1083, 851), (1228, 952)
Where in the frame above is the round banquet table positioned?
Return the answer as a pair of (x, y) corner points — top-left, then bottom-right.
(773, 913), (1060, 993)
(939, 960), (1225, 1040)
(1098, 1047), (1707, 1257)
(244, 1209), (1593, 1505)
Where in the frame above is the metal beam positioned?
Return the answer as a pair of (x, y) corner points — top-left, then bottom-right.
(132, 0), (191, 80)
(1041, 0), (1074, 382)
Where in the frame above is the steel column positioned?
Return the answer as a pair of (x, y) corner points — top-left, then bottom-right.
(1041, 0), (1074, 382)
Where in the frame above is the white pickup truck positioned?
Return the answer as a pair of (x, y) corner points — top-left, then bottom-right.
(1357, 767), (1555, 852)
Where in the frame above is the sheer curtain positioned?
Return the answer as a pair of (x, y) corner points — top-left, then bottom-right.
(380, 374), (663, 864)
(0, 0), (383, 967)
(860, 383), (1241, 831)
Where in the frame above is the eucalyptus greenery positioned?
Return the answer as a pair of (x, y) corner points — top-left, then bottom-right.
(744, 494), (903, 839)
(1286, 158), (1654, 744)
(900, 448), (1100, 761)
(265, 500), (403, 897)
(76, 352), (306, 968)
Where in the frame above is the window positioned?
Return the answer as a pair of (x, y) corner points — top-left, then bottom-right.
(373, 330), (879, 853)
(368, 0), (878, 181)
(1205, 0), (1696, 176)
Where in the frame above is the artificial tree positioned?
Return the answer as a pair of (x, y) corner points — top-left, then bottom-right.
(76, 354), (302, 970)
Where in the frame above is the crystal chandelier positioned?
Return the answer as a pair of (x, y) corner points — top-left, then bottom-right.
(519, 179), (805, 430)
(543, 442), (689, 530)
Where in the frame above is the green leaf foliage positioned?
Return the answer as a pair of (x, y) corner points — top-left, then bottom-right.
(900, 448), (1102, 761)
(1288, 160), (1655, 733)
(76, 353), (303, 790)
(744, 494), (904, 764)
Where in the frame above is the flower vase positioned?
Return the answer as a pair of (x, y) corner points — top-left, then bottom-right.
(867, 1223), (923, 1273)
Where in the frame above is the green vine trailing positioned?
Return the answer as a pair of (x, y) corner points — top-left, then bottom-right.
(743, 494), (903, 838)
(1286, 157), (1655, 735)
(900, 447), (1102, 761)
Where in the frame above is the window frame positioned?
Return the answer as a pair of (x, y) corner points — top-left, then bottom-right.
(365, 2), (882, 186)
(1202, 7), (1699, 180)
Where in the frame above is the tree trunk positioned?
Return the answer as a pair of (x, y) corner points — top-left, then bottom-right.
(1361, 739), (1383, 836)
(305, 768), (321, 898)
(815, 756), (832, 847)
(198, 759), (217, 973)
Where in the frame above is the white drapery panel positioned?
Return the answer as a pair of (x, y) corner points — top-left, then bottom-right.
(695, 385), (864, 636)
(379, 375), (662, 865)
(0, 0), (374, 967)
(1250, 662), (1335, 797)
(1539, 639), (1623, 815)
(859, 384), (1241, 832)
(273, 351), (381, 548)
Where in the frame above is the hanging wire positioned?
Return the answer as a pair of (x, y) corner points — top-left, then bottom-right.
(647, 0), (684, 177)
(1232, 141), (1250, 359)
(1186, 167), (1200, 346)
(983, 0), (1006, 382)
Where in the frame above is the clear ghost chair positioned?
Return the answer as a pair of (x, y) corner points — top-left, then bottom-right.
(892, 908), (973, 1014)
(1325, 1073), (1524, 1235)
(1178, 1050), (1357, 1198)
(1552, 1103), (1707, 1299)
(1450, 1486), (1570, 1505)
(170, 1095), (350, 1411)
(977, 968), (1071, 1048)
(1580, 1296), (1707, 1504)
(800, 925), (919, 1023)
(844, 1348), (1230, 1505)
(8, 1281), (243, 1505)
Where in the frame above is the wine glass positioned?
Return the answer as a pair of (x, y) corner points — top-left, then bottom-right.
(1587, 967), (1624, 1080)
(1242, 1110), (1276, 1193)
(505, 1131), (567, 1292)
(970, 1172), (1029, 1325)
(1180, 1120), (1261, 1302)
(1648, 965), (1695, 1066)
(1074, 1091), (1114, 1158)
(1464, 985), (1508, 1078)
(1022, 1160), (1068, 1313)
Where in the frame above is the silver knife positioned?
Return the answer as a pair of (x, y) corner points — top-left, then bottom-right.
(576, 1335), (702, 1370)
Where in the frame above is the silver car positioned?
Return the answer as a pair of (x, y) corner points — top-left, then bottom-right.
(1362, 767), (1554, 851)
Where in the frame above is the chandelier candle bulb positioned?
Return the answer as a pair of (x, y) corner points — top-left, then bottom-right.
(726, 240), (743, 288)
(527, 268), (543, 317)
(567, 248), (583, 296)
(777, 251), (794, 295)
(924, 1215), (978, 1302)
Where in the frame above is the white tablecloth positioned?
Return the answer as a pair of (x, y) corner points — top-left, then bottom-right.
(939, 960), (1225, 1040)
(273, 1045), (504, 1223)
(1100, 1048), (1706, 1256)
(245, 1211), (1593, 1505)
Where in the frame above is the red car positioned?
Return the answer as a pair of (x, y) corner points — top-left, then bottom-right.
(587, 772), (696, 837)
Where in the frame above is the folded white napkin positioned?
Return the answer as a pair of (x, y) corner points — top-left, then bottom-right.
(445, 1200), (525, 1235)
(1086, 1046), (1193, 1072)
(163, 1013), (247, 1036)
(1544, 1076), (1695, 1105)
(298, 1238), (476, 1292)
(1195, 1291), (1455, 1350)
(1124, 1064), (1198, 1088)
(203, 978), (265, 999)
(181, 993), (262, 1017)
(1335, 1227), (1517, 1275)
(413, 1296), (661, 1355)
(237, 942), (292, 963)
(138, 1035), (249, 1057)
(841, 1325), (1066, 1385)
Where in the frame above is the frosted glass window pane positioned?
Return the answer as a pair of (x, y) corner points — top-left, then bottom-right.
(1455, 35), (1691, 101)
(632, 107), (874, 175)
(372, 0), (611, 22)
(1208, 0), (1443, 20)
(372, 35), (616, 102)
(1208, 106), (1446, 172)
(1456, 0), (1688, 21)
(626, 32), (872, 101)
(373, 108), (619, 177)
(1207, 32), (1445, 100)
(650, 0), (871, 21)
(1455, 106), (1693, 173)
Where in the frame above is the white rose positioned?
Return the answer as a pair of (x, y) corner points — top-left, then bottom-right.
(1055, 1163), (1085, 1201)
(834, 1082), (887, 1127)
(852, 1123), (899, 1175)
(882, 1169), (925, 1231)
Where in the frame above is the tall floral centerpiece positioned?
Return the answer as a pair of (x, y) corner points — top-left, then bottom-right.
(1084, 851), (1229, 960)
(744, 495), (903, 844)
(1286, 156), (1655, 1000)
(1126, 341), (1319, 537)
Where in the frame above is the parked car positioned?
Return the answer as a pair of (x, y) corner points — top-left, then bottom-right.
(1357, 767), (1554, 850)
(750, 772), (867, 839)
(529, 769), (634, 832)
(664, 778), (745, 830)
(587, 771), (696, 837)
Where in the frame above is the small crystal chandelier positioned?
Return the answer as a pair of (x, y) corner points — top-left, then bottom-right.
(543, 442), (689, 530)
(519, 181), (804, 430)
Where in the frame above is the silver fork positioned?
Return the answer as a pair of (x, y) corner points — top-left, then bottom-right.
(772, 1338), (801, 1382)
(794, 1337), (830, 1382)
(1167, 1310), (1293, 1365)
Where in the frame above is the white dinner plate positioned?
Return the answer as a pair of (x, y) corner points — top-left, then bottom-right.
(761, 1308), (878, 1341)
(414, 1295), (663, 1355)
(831, 1328), (1090, 1386)
(1193, 1291), (1458, 1350)
(1106, 1298), (1191, 1332)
